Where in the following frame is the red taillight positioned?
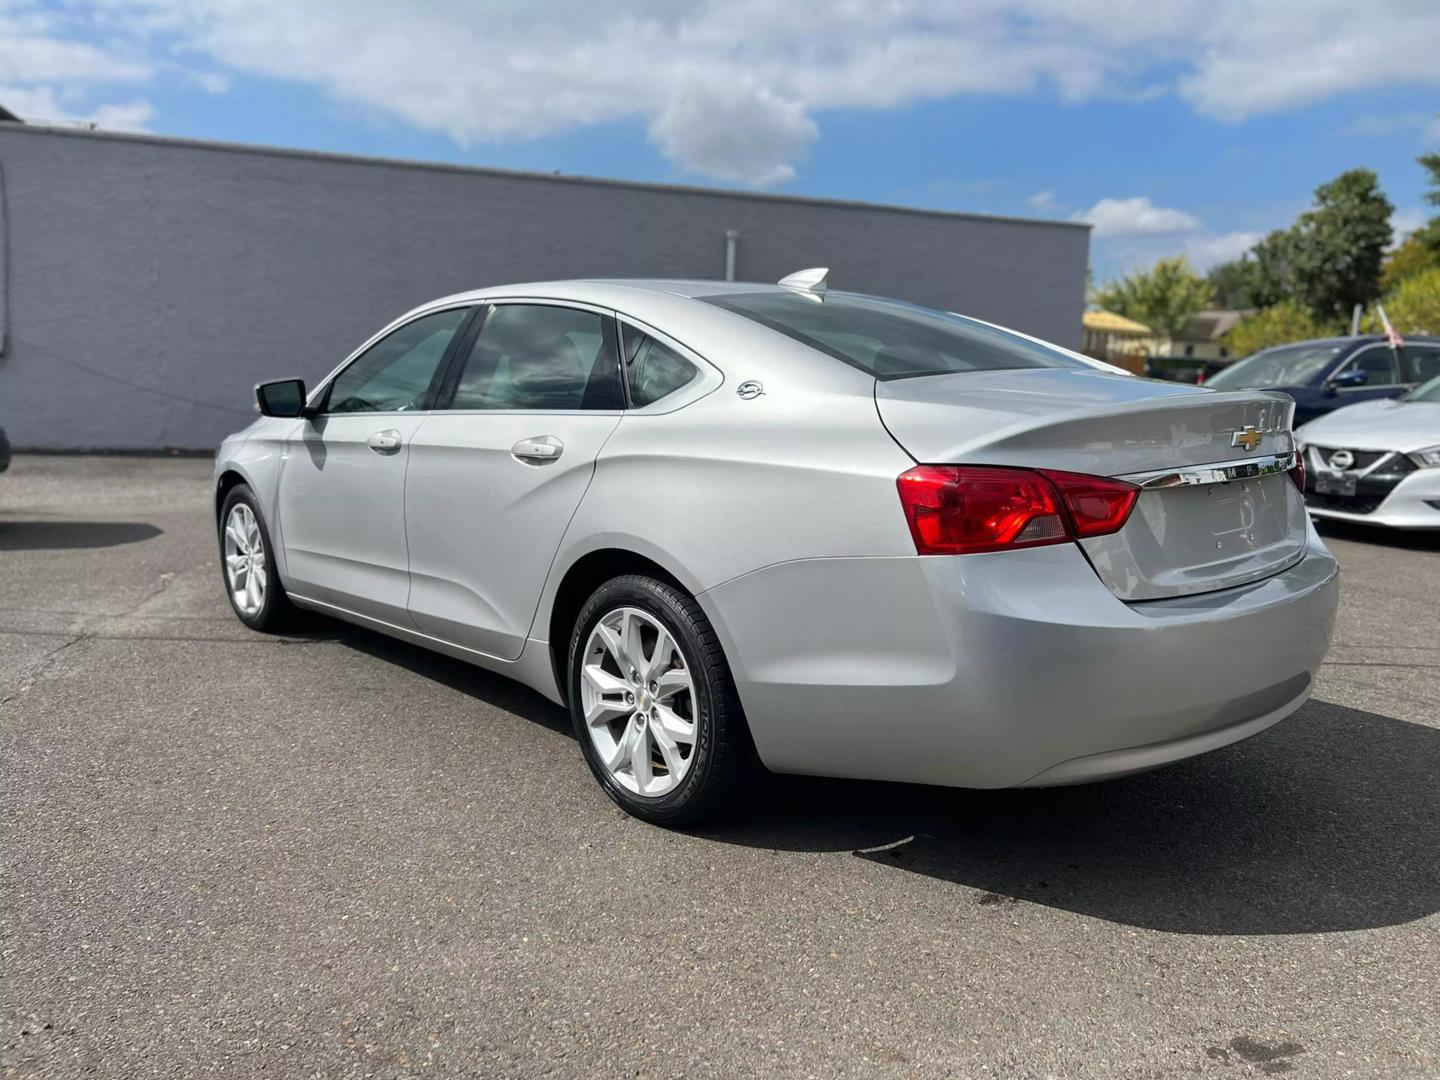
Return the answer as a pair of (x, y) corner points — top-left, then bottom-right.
(1039, 469), (1141, 538)
(896, 465), (1138, 555)
(1289, 450), (1306, 491)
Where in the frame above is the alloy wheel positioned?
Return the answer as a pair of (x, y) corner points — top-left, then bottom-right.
(223, 503), (267, 615)
(579, 606), (697, 797)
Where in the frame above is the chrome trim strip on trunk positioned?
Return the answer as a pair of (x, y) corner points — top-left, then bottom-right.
(1118, 452), (1297, 490)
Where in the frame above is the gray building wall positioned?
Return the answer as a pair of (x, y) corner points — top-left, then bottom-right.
(0, 124), (1088, 450)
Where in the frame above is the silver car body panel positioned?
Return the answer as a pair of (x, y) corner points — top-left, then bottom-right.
(701, 532), (1337, 788)
(215, 278), (1339, 788)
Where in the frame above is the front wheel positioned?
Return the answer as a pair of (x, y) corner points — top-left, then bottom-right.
(568, 574), (755, 826)
(218, 484), (297, 632)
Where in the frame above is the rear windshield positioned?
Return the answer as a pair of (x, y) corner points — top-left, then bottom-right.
(700, 291), (1090, 380)
(1205, 342), (1345, 389)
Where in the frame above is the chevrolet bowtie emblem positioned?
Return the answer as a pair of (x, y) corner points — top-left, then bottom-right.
(1230, 426), (1264, 452)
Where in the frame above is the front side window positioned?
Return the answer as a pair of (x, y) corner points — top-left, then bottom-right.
(1342, 347), (1399, 387)
(621, 324), (699, 406)
(700, 290), (1090, 380)
(450, 304), (623, 411)
(326, 308), (468, 413)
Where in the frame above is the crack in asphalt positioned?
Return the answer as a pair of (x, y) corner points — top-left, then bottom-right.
(0, 631), (93, 706)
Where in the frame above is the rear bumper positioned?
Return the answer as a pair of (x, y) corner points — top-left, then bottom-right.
(701, 531), (1338, 789)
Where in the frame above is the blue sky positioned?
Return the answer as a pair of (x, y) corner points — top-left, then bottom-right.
(4, 0), (1438, 286)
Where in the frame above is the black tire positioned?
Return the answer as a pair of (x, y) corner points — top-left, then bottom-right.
(568, 574), (756, 827)
(217, 483), (297, 633)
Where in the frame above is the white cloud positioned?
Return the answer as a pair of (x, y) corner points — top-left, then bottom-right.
(1074, 196), (1202, 237)
(648, 80), (816, 186)
(1183, 230), (1261, 269)
(0, 83), (152, 129)
(5, 1), (1440, 184)
(0, 3), (151, 127)
(1027, 190), (1057, 210)
(1391, 207), (1428, 241)
(1176, 3), (1440, 120)
(87, 99), (153, 130)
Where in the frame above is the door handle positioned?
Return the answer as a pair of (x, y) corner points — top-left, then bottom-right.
(366, 429), (403, 455)
(511, 435), (563, 463)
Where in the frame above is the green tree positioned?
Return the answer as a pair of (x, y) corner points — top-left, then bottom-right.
(1246, 227), (1302, 309)
(1385, 265), (1440, 335)
(1206, 170), (1394, 316)
(1420, 146), (1440, 211)
(1287, 168), (1393, 319)
(1094, 256), (1214, 341)
(1381, 233), (1440, 291)
(1207, 258), (1263, 309)
(1223, 301), (1342, 357)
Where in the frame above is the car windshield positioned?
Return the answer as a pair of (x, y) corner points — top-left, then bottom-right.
(1205, 342), (1346, 389)
(1404, 373), (1440, 403)
(699, 290), (1091, 380)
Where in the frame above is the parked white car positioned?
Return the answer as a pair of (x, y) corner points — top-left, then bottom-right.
(215, 274), (1338, 824)
(1295, 374), (1440, 529)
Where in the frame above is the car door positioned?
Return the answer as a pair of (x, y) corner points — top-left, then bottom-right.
(277, 305), (472, 624)
(403, 301), (626, 659)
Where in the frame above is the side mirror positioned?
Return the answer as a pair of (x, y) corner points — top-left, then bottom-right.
(1327, 368), (1368, 391)
(255, 378), (311, 418)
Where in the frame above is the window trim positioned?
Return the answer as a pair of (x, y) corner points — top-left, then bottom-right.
(310, 302), (480, 417)
(427, 297), (627, 415)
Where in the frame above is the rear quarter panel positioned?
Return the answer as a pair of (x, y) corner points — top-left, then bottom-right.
(553, 379), (917, 596)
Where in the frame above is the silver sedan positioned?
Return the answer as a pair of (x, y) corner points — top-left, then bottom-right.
(214, 272), (1339, 825)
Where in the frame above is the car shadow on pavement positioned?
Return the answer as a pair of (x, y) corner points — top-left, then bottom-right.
(0, 520), (163, 550)
(705, 699), (1440, 936)
(334, 623), (574, 737)
(309, 625), (1439, 937)
(1315, 519), (1440, 552)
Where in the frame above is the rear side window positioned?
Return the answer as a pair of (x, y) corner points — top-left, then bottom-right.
(1405, 344), (1440, 383)
(326, 307), (467, 413)
(699, 290), (1089, 380)
(621, 323), (698, 406)
(449, 304), (624, 411)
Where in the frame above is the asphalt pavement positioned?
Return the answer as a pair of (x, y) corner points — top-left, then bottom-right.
(2, 454), (1437, 1078)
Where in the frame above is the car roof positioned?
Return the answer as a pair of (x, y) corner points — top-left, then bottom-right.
(1261, 334), (1440, 350)
(398, 277), (881, 392)
(424, 278), (789, 306)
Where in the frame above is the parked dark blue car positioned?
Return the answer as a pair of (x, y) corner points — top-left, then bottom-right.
(1205, 335), (1440, 424)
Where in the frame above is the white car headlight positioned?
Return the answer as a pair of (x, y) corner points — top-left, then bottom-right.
(1409, 446), (1440, 468)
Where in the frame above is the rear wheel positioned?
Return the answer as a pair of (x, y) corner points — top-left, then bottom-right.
(218, 484), (297, 632)
(568, 574), (755, 826)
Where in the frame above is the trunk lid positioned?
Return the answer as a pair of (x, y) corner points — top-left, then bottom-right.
(875, 369), (1307, 600)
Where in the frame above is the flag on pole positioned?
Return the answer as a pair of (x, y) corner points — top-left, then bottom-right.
(1375, 304), (1404, 351)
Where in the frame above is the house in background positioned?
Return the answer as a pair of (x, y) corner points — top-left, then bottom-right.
(1081, 309), (1152, 374)
(1081, 308), (1250, 381)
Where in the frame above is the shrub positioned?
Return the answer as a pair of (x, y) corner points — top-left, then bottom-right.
(1384, 266), (1440, 335)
